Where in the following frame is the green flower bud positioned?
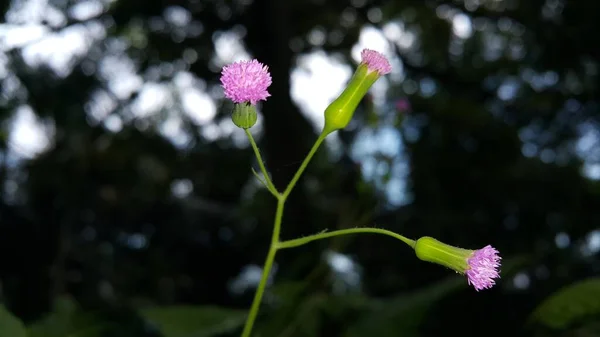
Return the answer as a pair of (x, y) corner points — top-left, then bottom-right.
(322, 64), (379, 135)
(231, 103), (258, 129)
(414, 236), (502, 291)
(321, 49), (391, 136)
(414, 236), (470, 274)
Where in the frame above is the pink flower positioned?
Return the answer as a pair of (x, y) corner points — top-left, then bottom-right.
(220, 59), (272, 105)
(360, 49), (392, 75)
(466, 245), (502, 291)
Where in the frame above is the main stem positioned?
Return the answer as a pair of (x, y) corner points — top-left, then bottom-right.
(241, 131), (328, 337)
(240, 198), (284, 337)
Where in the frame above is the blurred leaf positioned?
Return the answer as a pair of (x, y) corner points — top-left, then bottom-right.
(139, 305), (246, 337)
(0, 305), (27, 337)
(347, 256), (530, 337)
(346, 276), (464, 337)
(27, 296), (105, 337)
(255, 294), (324, 337)
(529, 278), (600, 329)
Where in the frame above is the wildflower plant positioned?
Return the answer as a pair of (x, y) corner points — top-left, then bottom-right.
(220, 49), (502, 337)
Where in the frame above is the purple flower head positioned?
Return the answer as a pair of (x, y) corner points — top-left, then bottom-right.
(415, 237), (502, 292)
(220, 59), (272, 105)
(466, 245), (502, 291)
(360, 49), (392, 75)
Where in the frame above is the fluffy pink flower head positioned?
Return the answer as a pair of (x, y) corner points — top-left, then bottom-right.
(414, 237), (501, 291)
(360, 49), (392, 75)
(220, 59), (272, 105)
(466, 245), (502, 291)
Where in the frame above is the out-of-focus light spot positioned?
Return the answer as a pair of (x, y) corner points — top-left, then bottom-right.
(540, 148), (556, 163)
(181, 90), (216, 125)
(354, 26), (391, 59)
(435, 4), (453, 19)
(521, 143), (538, 158)
(21, 24), (101, 77)
(464, 0), (480, 12)
(582, 230), (600, 256)
(6, 0), (66, 27)
(9, 105), (53, 159)
(164, 6), (191, 27)
(328, 29), (344, 45)
(160, 117), (191, 148)
(131, 82), (170, 117)
(0, 24), (49, 49)
(420, 78), (437, 97)
(340, 8), (357, 27)
(202, 124), (221, 142)
(127, 233), (147, 249)
(498, 17), (513, 32)
(513, 272), (530, 289)
(69, 0), (105, 21)
(351, 126), (411, 207)
(367, 7), (383, 23)
(182, 49), (198, 64)
(86, 89), (117, 123)
(350, 0), (367, 8)
(555, 232), (570, 249)
(582, 164), (600, 180)
(104, 114), (122, 132)
(171, 179), (193, 198)
(291, 51), (352, 129)
(497, 79), (519, 101)
(325, 250), (362, 293)
(228, 264), (277, 295)
(212, 30), (251, 67)
(99, 54), (143, 99)
(174, 72), (216, 125)
(308, 26), (326, 46)
(452, 13), (473, 39)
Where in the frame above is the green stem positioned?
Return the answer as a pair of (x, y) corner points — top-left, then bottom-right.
(241, 132), (328, 337)
(240, 198), (285, 337)
(282, 132), (327, 199)
(277, 227), (416, 250)
(245, 129), (279, 196)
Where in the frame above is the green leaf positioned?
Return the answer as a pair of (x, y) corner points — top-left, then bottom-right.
(530, 277), (600, 329)
(347, 256), (531, 337)
(346, 276), (465, 337)
(27, 296), (105, 337)
(139, 305), (247, 337)
(0, 305), (27, 337)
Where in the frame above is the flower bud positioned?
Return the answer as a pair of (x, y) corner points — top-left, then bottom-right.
(322, 49), (391, 135)
(231, 103), (258, 129)
(414, 236), (501, 291)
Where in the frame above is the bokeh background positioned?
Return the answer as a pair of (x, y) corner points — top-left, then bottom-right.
(1, 0), (599, 336)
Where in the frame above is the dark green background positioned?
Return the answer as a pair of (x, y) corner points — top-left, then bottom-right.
(0, 0), (599, 336)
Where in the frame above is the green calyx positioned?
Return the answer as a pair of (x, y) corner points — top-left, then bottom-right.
(322, 64), (380, 135)
(414, 237), (472, 274)
(232, 103), (258, 129)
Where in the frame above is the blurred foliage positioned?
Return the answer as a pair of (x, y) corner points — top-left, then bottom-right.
(0, 305), (27, 337)
(1, 0), (600, 336)
(139, 306), (246, 337)
(529, 278), (600, 330)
